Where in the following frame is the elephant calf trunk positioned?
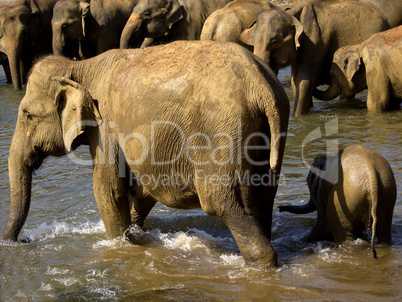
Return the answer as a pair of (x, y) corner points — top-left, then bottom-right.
(313, 79), (342, 101)
(278, 199), (316, 214)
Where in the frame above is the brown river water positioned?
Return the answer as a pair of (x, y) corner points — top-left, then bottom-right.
(0, 65), (401, 301)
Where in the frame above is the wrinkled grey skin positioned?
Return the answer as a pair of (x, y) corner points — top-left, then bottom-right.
(279, 145), (396, 258)
(240, 0), (390, 115)
(359, 0), (402, 28)
(200, 0), (289, 50)
(315, 26), (402, 111)
(0, 0), (59, 89)
(293, 0), (402, 27)
(3, 41), (289, 268)
(52, 0), (138, 60)
(120, 0), (232, 49)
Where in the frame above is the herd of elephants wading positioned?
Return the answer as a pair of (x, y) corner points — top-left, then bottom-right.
(0, 0), (400, 269)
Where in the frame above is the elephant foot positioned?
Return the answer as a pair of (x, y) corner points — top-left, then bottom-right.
(123, 224), (156, 245)
(224, 216), (278, 268)
(19, 237), (32, 243)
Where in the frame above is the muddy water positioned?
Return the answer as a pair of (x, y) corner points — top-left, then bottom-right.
(0, 66), (400, 301)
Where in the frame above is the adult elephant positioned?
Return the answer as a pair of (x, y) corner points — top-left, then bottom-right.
(361, 0), (402, 27)
(52, 0), (139, 60)
(120, 0), (232, 49)
(3, 41), (289, 268)
(0, 0), (59, 89)
(240, 0), (390, 115)
(292, 0), (402, 27)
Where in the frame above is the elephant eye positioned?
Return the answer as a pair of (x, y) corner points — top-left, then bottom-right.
(270, 38), (277, 45)
(143, 10), (152, 18)
(23, 109), (32, 120)
(61, 24), (68, 29)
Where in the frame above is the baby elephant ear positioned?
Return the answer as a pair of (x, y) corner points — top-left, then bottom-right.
(164, 0), (184, 29)
(51, 76), (102, 152)
(344, 51), (361, 81)
(240, 20), (257, 46)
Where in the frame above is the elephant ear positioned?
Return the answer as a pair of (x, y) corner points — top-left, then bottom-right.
(80, 2), (90, 37)
(163, 0), (184, 29)
(297, 4), (319, 47)
(239, 20), (257, 46)
(343, 51), (361, 81)
(292, 16), (303, 49)
(51, 76), (102, 152)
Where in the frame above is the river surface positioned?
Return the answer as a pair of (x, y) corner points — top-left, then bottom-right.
(0, 64), (400, 301)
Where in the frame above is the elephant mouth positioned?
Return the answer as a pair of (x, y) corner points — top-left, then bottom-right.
(29, 147), (46, 170)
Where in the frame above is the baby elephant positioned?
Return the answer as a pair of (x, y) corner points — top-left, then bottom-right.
(279, 145), (396, 258)
(316, 25), (402, 111)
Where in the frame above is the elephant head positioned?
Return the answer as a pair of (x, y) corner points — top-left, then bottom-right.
(0, 5), (41, 89)
(120, 0), (184, 49)
(240, 9), (303, 74)
(52, 0), (90, 59)
(3, 61), (101, 241)
(315, 46), (367, 101)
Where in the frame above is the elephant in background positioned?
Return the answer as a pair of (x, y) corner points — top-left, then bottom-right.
(279, 145), (396, 258)
(292, 0), (402, 27)
(3, 41), (290, 268)
(52, 0), (139, 60)
(315, 26), (402, 111)
(240, 0), (390, 115)
(0, 0), (59, 89)
(361, 0), (402, 28)
(120, 0), (232, 49)
(200, 0), (290, 49)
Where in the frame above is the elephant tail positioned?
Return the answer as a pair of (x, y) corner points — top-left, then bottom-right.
(369, 173), (379, 259)
(278, 199), (316, 214)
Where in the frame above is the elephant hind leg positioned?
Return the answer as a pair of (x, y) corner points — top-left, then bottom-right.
(129, 193), (157, 228)
(222, 211), (278, 268)
(366, 71), (391, 111)
(326, 191), (354, 243)
(374, 211), (393, 244)
(202, 194), (278, 267)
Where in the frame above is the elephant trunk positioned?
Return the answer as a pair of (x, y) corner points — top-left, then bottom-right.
(313, 78), (341, 101)
(5, 36), (23, 90)
(254, 47), (270, 67)
(278, 199), (316, 214)
(52, 28), (65, 56)
(3, 135), (34, 241)
(120, 13), (145, 49)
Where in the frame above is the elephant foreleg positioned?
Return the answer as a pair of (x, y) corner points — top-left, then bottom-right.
(291, 63), (321, 116)
(93, 164), (132, 240)
(306, 216), (333, 242)
(366, 71), (391, 111)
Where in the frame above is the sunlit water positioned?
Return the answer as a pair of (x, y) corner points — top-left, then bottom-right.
(0, 65), (400, 301)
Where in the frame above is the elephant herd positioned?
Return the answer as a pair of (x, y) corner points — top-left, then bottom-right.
(0, 0), (400, 269)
